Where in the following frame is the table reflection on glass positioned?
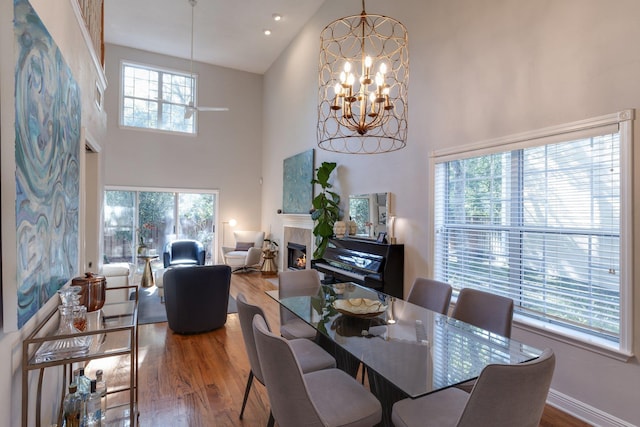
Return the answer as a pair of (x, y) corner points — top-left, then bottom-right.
(267, 283), (541, 426)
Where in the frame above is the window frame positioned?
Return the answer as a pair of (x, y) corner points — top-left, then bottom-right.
(429, 110), (634, 359)
(119, 60), (198, 135)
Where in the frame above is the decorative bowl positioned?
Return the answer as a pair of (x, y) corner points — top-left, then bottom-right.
(332, 298), (387, 318)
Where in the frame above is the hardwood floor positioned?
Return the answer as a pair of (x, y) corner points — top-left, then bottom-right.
(102, 272), (591, 426)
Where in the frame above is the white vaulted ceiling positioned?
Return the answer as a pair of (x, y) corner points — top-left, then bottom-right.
(104, 0), (326, 74)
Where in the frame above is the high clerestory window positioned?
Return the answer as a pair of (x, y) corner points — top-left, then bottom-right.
(431, 110), (633, 356)
(120, 62), (196, 134)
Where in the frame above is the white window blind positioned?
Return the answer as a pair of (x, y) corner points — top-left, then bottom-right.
(432, 111), (633, 351)
(121, 62), (196, 134)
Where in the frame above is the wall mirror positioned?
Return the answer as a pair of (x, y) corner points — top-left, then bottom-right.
(348, 192), (390, 239)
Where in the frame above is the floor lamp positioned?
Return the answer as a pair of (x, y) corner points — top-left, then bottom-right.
(221, 219), (237, 248)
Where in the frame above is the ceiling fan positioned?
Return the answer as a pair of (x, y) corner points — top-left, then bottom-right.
(183, 0), (228, 119)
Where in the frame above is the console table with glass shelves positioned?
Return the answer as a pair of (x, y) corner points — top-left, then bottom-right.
(22, 285), (139, 427)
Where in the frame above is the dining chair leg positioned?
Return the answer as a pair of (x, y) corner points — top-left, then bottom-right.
(239, 371), (254, 419)
(266, 411), (275, 427)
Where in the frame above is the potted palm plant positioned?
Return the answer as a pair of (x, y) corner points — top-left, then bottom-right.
(311, 161), (340, 259)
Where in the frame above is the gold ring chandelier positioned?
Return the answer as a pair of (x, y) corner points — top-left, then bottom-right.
(317, 1), (409, 154)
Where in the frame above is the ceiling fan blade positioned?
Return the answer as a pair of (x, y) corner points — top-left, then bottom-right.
(197, 106), (229, 112)
(183, 99), (195, 119)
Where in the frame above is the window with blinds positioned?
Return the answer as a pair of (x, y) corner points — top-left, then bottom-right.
(432, 111), (633, 352)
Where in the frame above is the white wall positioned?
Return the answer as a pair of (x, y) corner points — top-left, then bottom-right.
(103, 44), (264, 244)
(261, 0), (640, 425)
(0, 0), (107, 425)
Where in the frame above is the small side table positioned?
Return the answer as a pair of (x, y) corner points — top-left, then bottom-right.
(261, 249), (278, 277)
(138, 255), (159, 288)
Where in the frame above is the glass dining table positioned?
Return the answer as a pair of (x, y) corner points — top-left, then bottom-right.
(267, 282), (542, 426)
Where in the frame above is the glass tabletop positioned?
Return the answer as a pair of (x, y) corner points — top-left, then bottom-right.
(267, 283), (541, 398)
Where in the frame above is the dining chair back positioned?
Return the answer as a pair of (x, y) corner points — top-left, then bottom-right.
(391, 348), (555, 427)
(278, 269), (322, 339)
(252, 315), (382, 427)
(407, 278), (453, 314)
(236, 293), (336, 420)
(451, 287), (514, 338)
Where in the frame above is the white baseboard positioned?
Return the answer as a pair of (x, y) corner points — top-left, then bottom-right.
(547, 389), (635, 427)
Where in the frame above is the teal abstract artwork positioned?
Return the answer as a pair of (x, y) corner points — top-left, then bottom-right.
(14, 0), (81, 328)
(283, 149), (314, 214)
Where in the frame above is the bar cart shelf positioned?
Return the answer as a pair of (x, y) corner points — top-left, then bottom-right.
(22, 285), (139, 427)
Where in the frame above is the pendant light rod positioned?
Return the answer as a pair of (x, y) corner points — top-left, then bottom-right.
(189, 0), (196, 78)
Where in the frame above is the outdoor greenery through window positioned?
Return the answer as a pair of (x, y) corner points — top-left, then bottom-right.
(432, 111), (632, 351)
(103, 189), (217, 265)
(121, 62), (196, 134)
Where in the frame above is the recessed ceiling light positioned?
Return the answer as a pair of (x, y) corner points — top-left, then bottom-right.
(264, 29), (272, 36)
(272, 13), (282, 22)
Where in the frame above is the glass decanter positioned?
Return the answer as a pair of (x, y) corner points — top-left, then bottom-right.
(34, 289), (91, 363)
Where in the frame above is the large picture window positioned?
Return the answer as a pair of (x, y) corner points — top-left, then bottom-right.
(120, 62), (196, 134)
(432, 111), (633, 354)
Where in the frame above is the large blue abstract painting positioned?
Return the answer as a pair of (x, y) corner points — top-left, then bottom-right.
(14, 0), (81, 328)
(282, 149), (314, 214)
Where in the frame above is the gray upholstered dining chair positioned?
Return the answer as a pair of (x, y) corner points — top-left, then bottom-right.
(391, 348), (555, 427)
(252, 314), (382, 427)
(406, 277), (453, 315)
(451, 287), (514, 338)
(278, 269), (322, 340)
(236, 293), (336, 420)
(450, 287), (515, 393)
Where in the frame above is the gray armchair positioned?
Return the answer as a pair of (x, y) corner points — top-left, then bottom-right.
(163, 265), (231, 334)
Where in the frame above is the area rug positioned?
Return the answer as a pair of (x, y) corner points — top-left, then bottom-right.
(135, 286), (237, 325)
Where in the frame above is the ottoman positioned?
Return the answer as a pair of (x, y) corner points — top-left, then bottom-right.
(155, 267), (168, 302)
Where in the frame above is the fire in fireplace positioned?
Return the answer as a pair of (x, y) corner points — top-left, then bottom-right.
(287, 242), (307, 270)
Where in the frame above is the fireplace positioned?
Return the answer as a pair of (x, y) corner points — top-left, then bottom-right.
(283, 223), (313, 270)
(287, 242), (307, 270)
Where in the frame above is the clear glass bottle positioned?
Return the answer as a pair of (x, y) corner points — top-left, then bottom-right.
(63, 382), (82, 427)
(83, 379), (101, 426)
(95, 370), (107, 422)
(75, 368), (91, 402)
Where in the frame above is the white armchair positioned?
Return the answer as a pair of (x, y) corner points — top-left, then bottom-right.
(221, 231), (265, 273)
